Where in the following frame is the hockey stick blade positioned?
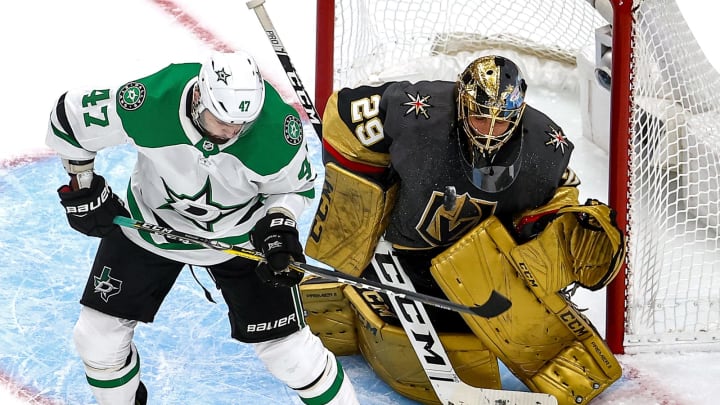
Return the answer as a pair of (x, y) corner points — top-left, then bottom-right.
(473, 290), (511, 318)
(371, 241), (556, 405)
(445, 383), (558, 405)
(113, 216), (510, 318)
(296, 260), (510, 318)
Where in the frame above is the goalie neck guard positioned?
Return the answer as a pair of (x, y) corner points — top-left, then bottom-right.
(457, 55), (527, 192)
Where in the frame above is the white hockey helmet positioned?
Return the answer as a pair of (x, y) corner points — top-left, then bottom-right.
(194, 50), (265, 132)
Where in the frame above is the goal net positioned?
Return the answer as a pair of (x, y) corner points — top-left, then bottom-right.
(314, 0), (720, 354)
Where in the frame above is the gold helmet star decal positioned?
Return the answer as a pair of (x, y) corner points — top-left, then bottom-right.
(545, 127), (569, 154)
(403, 92), (432, 119)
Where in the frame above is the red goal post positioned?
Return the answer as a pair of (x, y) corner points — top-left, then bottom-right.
(314, 0), (720, 355)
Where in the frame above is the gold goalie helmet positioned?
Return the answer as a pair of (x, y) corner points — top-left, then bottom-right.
(457, 55), (527, 192)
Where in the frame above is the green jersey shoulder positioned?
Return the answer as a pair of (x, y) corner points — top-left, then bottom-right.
(47, 62), (305, 175)
(46, 62), (314, 265)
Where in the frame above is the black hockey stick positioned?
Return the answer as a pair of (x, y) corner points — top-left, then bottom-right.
(246, 0), (323, 139)
(369, 241), (556, 405)
(113, 216), (510, 318)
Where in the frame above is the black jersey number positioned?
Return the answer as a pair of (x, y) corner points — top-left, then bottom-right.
(81, 89), (111, 128)
(350, 95), (383, 146)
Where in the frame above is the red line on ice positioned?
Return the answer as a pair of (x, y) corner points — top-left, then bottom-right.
(1, 1), (232, 403)
(0, 371), (62, 405)
(0, 153), (54, 169)
(2, 2), (307, 401)
(150, 0), (235, 52)
(617, 363), (682, 405)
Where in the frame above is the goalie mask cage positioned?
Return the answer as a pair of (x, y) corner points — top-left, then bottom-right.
(314, 0), (720, 354)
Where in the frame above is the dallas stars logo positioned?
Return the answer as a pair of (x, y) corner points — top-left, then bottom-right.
(94, 266), (122, 303)
(284, 115), (303, 145)
(403, 92), (432, 119)
(158, 177), (251, 232)
(215, 68), (231, 85)
(545, 128), (569, 154)
(118, 81), (146, 111)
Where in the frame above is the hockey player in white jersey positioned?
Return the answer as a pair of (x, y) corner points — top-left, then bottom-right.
(46, 50), (358, 405)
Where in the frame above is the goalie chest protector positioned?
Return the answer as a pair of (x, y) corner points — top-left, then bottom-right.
(379, 80), (574, 249)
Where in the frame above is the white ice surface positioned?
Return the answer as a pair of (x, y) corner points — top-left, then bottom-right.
(1, 0), (719, 404)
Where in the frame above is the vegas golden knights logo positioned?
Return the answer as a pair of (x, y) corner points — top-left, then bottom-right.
(415, 191), (496, 247)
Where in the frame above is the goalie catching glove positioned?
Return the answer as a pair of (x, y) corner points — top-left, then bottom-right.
(58, 172), (129, 238)
(250, 212), (305, 287)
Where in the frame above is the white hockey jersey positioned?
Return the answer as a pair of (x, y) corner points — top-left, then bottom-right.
(46, 62), (315, 265)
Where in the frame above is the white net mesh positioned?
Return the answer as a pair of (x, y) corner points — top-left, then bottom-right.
(328, 0), (720, 352)
(331, 0), (608, 89)
(625, 0), (720, 352)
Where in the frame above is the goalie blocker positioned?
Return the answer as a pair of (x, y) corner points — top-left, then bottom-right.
(301, 157), (624, 405)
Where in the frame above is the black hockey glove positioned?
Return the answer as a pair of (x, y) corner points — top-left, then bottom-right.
(250, 212), (305, 287)
(57, 174), (129, 238)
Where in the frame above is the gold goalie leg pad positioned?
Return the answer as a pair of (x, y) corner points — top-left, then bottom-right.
(343, 284), (501, 405)
(530, 332), (621, 404)
(305, 162), (398, 276)
(430, 216), (621, 405)
(299, 277), (359, 356)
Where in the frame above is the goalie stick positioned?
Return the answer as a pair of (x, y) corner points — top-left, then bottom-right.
(112, 216), (509, 318)
(246, 0), (323, 139)
(245, 3), (553, 402)
(370, 241), (558, 405)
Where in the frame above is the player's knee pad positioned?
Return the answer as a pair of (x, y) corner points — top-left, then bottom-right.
(294, 353), (358, 405)
(73, 306), (142, 404)
(73, 305), (137, 371)
(253, 326), (358, 404)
